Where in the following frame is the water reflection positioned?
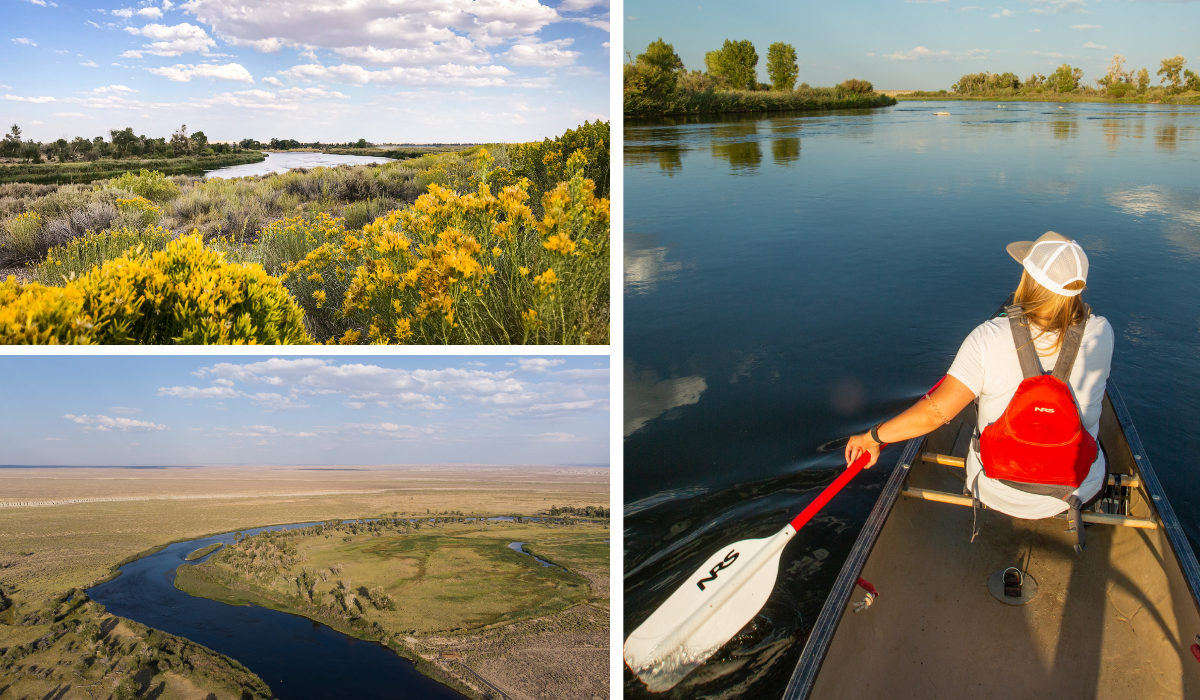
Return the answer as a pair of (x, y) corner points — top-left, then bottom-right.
(626, 142), (685, 175)
(711, 122), (763, 172)
(625, 231), (688, 293)
(772, 138), (801, 166)
(625, 362), (707, 436)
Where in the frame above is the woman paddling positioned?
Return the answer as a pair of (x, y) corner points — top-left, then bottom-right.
(845, 232), (1114, 535)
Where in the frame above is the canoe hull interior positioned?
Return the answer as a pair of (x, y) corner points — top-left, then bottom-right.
(804, 392), (1200, 699)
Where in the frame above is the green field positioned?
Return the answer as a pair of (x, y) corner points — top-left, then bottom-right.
(184, 543), (223, 561)
(0, 152), (265, 185)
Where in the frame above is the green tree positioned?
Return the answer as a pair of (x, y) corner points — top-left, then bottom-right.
(839, 79), (874, 94)
(1158, 55), (1186, 89)
(190, 130), (209, 152)
(171, 124), (190, 157)
(637, 37), (684, 73)
(2, 124), (21, 157)
(766, 42), (799, 91)
(1136, 67), (1151, 92)
(1049, 64), (1082, 92)
(1186, 69), (1200, 92)
(1024, 72), (1046, 90)
(706, 39), (758, 90)
(110, 127), (138, 158)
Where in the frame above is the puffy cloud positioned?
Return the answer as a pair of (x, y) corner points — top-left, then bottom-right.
(149, 62), (254, 82)
(884, 46), (989, 61)
(137, 6), (163, 18)
(92, 84), (135, 94)
(1023, 0), (1088, 13)
(121, 50), (144, 58)
(4, 94), (56, 103)
(12, 38), (37, 46)
(334, 422), (435, 439)
(80, 60), (99, 67)
(109, 406), (141, 414)
(224, 425), (316, 437)
(63, 414), (169, 432)
(22, 0), (58, 6)
(516, 358), (566, 372)
(333, 36), (490, 66)
(279, 62), (512, 87)
(278, 86), (350, 98)
(158, 385), (240, 398)
(53, 111), (87, 116)
(111, 7), (134, 17)
(502, 38), (579, 67)
(125, 22), (217, 55)
(262, 76), (283, 86)
(991, 8), (1014, 17)
(1083, 41), (1107, 49)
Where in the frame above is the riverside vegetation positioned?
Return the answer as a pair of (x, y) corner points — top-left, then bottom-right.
(903, 54), (1200, 104)
(625, 38), (896, 117)
(174, 515), (610, 699)
(0, 121), (610, 344)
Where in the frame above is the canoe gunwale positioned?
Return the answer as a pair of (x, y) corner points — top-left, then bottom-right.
(782, 436), (924, 700)
(1104, 377), (1200, 609)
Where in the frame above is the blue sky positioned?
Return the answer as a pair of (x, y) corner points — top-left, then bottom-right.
(2, 0), (609, 143)
(0, 355), (609, 466)
(626, 0), (1199, 91)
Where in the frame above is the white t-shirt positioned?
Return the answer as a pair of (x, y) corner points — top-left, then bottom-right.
(946, 313), (1114, 519)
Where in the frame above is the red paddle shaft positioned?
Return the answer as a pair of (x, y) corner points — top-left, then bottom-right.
(788, 377), (945, 532)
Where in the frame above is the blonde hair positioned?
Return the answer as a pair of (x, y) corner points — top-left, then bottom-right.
(1012, 270), (1088, 356)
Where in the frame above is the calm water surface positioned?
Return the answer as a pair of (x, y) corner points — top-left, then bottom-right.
(624, 101), (1200, 699)
(206, 151), (394, 178)
(88, 523), (466, 700)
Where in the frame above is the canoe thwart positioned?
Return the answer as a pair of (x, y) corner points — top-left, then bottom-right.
(919, 452), (1141, 488)
(901, 487), (1157, 529)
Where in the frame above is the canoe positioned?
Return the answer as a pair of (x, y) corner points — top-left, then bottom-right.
(784, 307), (1200, 699)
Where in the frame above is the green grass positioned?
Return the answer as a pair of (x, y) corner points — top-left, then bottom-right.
(897, 90), (1200, 104)
(0, 152), (265, 185)
(626, 85), (897, 117)
(184, 543), (224, 561)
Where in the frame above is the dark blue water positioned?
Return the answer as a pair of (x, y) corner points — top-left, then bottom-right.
(88, 523), (467, 700)
(624, 101), (1200, 699)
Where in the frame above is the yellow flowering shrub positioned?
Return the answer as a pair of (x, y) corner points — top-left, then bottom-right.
(1, 233), (311, 344)
(280, 157), (609, 344)
(2, 211), (43, 262)
(115, 195), (162, 227)
(37, 225), (173, 286)
(491, 120), (610, 207)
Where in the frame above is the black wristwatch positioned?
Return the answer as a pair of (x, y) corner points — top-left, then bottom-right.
(870, 423), (884, 445)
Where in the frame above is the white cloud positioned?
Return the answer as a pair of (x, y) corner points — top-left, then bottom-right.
(279, 62), (512, 87)
(92, 84), (135, 94)
(80, 60), (99, 67)
(248, 392), (310, 411)
(502, 38), (579, 67)
(1083, 41), (1107, 49)
(4, 94), (56, 103)
(557, 0), (606, 9)
(225, 425), (316, 438)
(125, 22), (217, 55)
(278, 86), (351, 99)
(1030, 50), (1066, 57)
(158, 385), (240, 398)
(1024, 0), (1088, 13)
(111, 7), (134, 17)
(149, 62), (254, 82)
(883, 46), (988, 61)
(109, 406), (141, 414)
(539, 432), (583, 442)
(53, 111), (86, 116)
(991, 8), (1014, 17)
(63, 414), (169, 432)
(12, 38), (37, 46)
(262, 76), (284, 86)
(957, 4), (981, 9)
(137, 6), (163, 18)
(336, 422), (434, 439)
(516, 358), (566, 372)
(333, 37), (490, 67)
(1071, 23), (1100, 29)
(121, 50), (144, 58)
(21, 0), (58, 6)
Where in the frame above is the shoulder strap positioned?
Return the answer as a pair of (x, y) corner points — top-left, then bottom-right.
(1005, 305), (1042, 379)
(1050, 303), (1091, 383)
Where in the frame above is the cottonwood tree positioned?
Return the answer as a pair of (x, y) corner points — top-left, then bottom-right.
(706, 39), (758, 90)
(1158, 56), (1186, 90)
(767, 42), (799, 91)
(1136, 67), (1151, 92)
(1050, 64), (1083, 92)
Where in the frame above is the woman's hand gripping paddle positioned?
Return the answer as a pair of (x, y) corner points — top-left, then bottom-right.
(623, 449), (880, 692)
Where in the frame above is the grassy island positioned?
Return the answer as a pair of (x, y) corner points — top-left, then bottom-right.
(175, 516), (610, 700)
(184, 543), (223, 561)
(0, 152), (266, 186)
(626, 38), (896, 117)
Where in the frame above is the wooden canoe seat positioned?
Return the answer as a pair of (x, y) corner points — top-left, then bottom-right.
(907, 453), (1157, 529)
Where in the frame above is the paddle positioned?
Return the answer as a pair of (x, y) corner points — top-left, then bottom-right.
(623, 448), (882, 692)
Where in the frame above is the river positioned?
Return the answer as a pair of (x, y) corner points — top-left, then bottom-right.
(623, 101), (1200, 699)
(205, 151), (395, 178)
(87, 523), (467, 700)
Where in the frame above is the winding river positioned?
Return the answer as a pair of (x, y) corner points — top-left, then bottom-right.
(87, 523), (467, 700)
(205, 151), (395, 178)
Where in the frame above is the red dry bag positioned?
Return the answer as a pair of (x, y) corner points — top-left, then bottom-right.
(980, 305), (1097, 488)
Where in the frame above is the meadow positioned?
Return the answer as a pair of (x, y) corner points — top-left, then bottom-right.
(0, 465), (608, 700)
(0, 152), (266, 185)
(0, 121), (610, 345)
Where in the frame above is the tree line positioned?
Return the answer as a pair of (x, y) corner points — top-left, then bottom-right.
(950, 54), (1200, 97)
(1, 124), (377, 165)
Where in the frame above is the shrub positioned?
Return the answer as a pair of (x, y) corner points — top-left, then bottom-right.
(281, 154), (609, 344)
(1, 233), (311, 344)
(343, 198), (395, 231)
(36, 225), (173, 286)
(2, 211), (43, 263)
(493, 121), (610, 207)
(115, 196), (162, 228)
(108, 169), (182, 202)
(839, 79), (875, 94)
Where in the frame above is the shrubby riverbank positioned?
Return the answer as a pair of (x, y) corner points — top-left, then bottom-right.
(0, 152), (265, 185)
(898, 91), (1200, 104)
(0, 121), (610, 345)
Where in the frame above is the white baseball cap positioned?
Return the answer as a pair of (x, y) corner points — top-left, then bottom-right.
(1006, 231), (1089, 297)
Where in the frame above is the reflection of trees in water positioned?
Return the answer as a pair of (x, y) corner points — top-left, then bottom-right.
(1156, 125), (1179, 150)
(1051, 119), (1078, 140)
(771, 138), (801, 166)
(625, 126), (689, 176)
(710, 121), (762, 172)
(1100, 118), (1145, 150)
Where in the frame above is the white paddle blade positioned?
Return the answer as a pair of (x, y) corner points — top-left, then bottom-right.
(624, 527), (794, 692)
